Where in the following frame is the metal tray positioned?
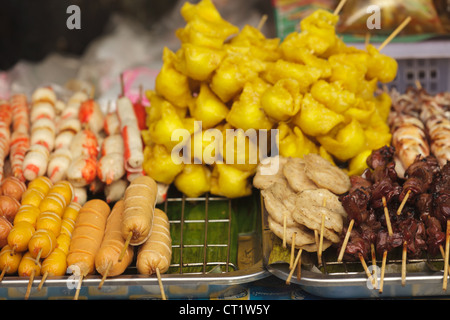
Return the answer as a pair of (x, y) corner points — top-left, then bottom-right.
(0, 190), (270, 300)
(261, 194), (450, 299)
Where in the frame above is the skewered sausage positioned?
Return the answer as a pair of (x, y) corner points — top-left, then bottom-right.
(122, 175), (158, 246)
(0, 216), (13, 248)
(9, 94), (30, 182)
(56, 233), (71, 255)
(13, 205), (40, 227)
(18, 251), (41, 276)
(20, 188), (46, 208)
(0, 176), (27, 202)
(7, 221), (35, 253)
(28, 176), (53, 194)
(97, 134), (125, 185)
(39, 192), (67, 218)
(41, 247), (67, 278)
(22, 144), (50, 181)
(136, 208), (172, 275)
(78, 99), (104, 134)
(105, 179), (128, 204)
(95, 200), (134, 277)
(0, 101), (12, 182)
(35, 211), (62, 237)
(69, 129), (99, 159)
(0, 245), (23, 277)
(73, 187), (87, 205)
(67, 199), (111, 276)
(104, 111), (120, 136)
(0, 195), (21, 222)
(117, 96), (144, 179)
(47, 148), (73, 183)
(28, 228), (57, 260)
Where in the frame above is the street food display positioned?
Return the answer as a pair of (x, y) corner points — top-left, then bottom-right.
(0, 0), (448, 300)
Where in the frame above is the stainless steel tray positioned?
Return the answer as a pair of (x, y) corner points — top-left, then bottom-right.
(0, 191), (270, 300)
(261, 194), (450, 299)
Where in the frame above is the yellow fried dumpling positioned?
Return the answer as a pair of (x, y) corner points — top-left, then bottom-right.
(280, 34), (332, 78)
(174, 44), (226, 81)
(174, 164), (211, 198)
(260, 79), (302, 122)
(178, 0), (239, 49)
(262, 59), (323, 93)
(155, 47), (192, 108)
(317, 118), (366, 162)
(299, 9), (339, 55)
(277, 122), (318, 158)
(292, 93), (345, 137)
(210, 52), (266, 103)
(145, 91), (187, 150)
(210, 164), (253, 198)
(229, 24), (281, 62)
(143, 144), (185, 185)
(310, 80), (356, 114)
(221, 127), (260, 172)
(226, 79), (274, 131)
(190, 83), (229, 129)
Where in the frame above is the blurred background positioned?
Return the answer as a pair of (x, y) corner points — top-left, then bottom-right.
(0, 0), (274, 70)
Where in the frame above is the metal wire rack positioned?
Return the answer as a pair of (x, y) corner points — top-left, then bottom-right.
(161, 192), (238, 275)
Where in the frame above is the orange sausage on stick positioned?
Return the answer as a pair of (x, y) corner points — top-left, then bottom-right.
(67, 199), (111, 277)
(121, 175), (158, 247)
(136, 208), (172, 275)
(0, 245), (23, 281)
(95, 200), (134, 289)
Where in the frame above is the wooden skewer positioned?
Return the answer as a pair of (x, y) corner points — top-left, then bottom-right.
(382, 196), (393, 235)
(283, 214), (287, 248)
(257, 14), (268, 31)
(74, 274), (83, 300)
(443, 220), (450, 291)
(397, 190), (411, 215)
(378, 16), (412, 51)
(415, 80), (422, 90)
(290, 233), (296, 269)
(156, 268), (167, 300)
(371, 243), (378, 290)
(314, 230), (321, 266)
(439, 245), (450, 276)
(297, 252), (302, 281)
(0, 266), (9, 282)
(35, 248), (43, 265)
(286, 249), (302, 285)
(401, 241), (407, 287)
(98, 260), (112, 290)
(333, 0), (347, 16)
(379, 250), (388, 294)
(364, 32), (371, 47)
(118, 231), (132, 262)
(318, 213), (325, 266)
(25, 269), (35, 300)
(359, 253), (375, 287)
(337, 219), (354, 262)
(37, 270), (48, 291)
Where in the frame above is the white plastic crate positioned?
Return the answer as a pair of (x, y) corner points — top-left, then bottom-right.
(387, 58), (450, 95)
